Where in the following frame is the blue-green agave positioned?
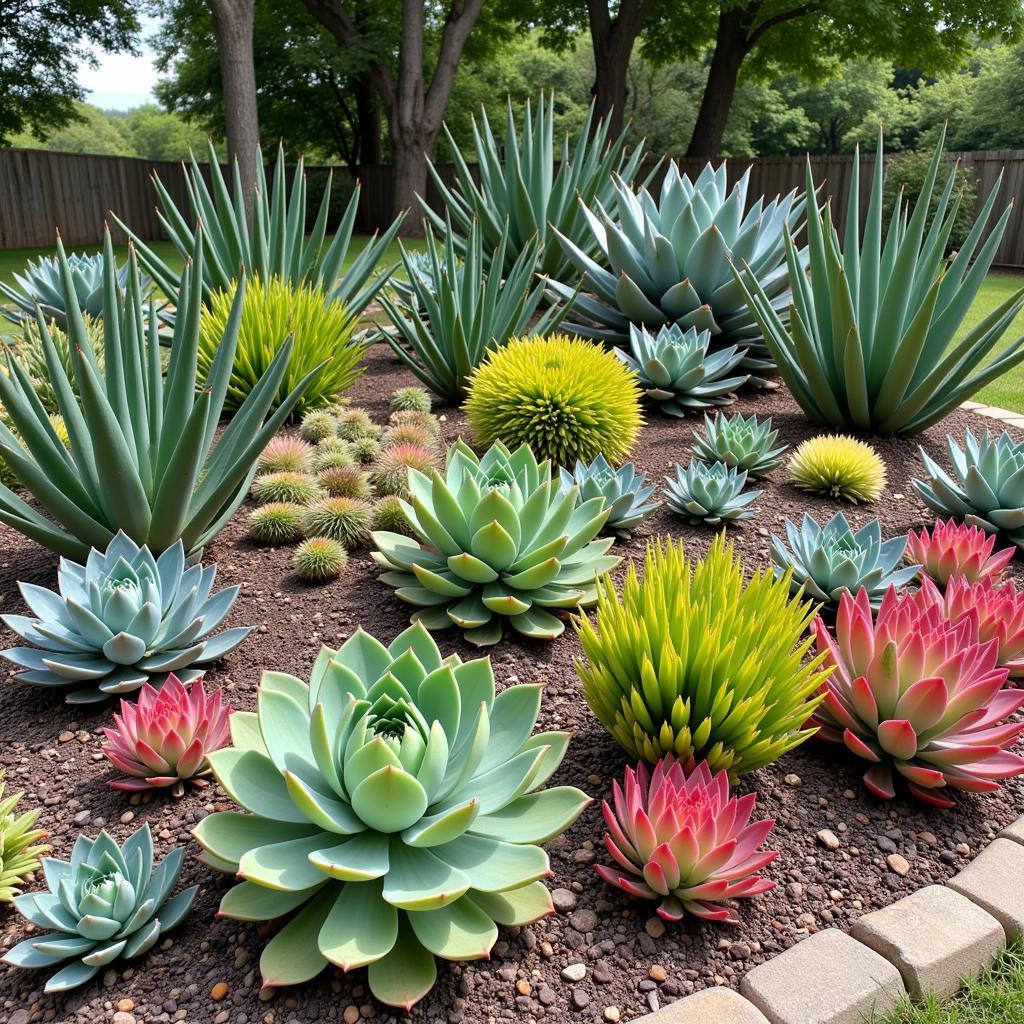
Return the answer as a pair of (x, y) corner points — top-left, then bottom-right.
(3, 825), (196, 993)
(372, 440), (620, 646)
(558, 454), (660, 537)
(192, 623), (590, 1009)
(616, 324), (748, 416)
(0, 532), (251, 703)
(771, 512), (920, 608)
(692, 412), (788, 476)
(664, 461), (760, 525)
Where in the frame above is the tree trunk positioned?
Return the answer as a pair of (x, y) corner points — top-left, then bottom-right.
(208, 0), (259, 220)
(390, 131), (431, 234)
(356, 75), (381, 166)
(686, 7), (747, 157)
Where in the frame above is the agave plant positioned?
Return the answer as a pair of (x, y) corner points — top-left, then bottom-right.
(372, 439), (620, 646)
(810, 586), (1024, 806)
(114, 141), (403, 323)
(192, 623), (590, 1009)
(3, 825), (196, 992)
(575, 533), (828, 776)
(596, 758), (777, 923)
(102, 675), (233, 794)
(0, 231), (323, 561)
(550, 161), (806, 376)
(0, 771), (49, 902)
(771, 512), (919, 609)
(664, 461), (760, 525)
(424, 93), (647, 282)
(558, 455), (660, 537)
(377, 219), (568, 402)
(733, 129), (1024, 434)
(907, 519), (1014, 588)
(915, 428), (1024, 548)
(0, 532), (251, 703)
(692, 412), (787, 476)
(616, 324), (748, 416)
(0, 252), (130, 328)
(934, 575), (1024, 679)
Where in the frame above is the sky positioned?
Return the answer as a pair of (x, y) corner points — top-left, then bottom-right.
(77, 15), (161, 110)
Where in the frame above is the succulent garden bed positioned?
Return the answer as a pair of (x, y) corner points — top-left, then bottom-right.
(1, 341), (1022, 1024)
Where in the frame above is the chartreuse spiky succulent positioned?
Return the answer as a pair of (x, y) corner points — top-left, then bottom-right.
(391, 387), (431, 414)
(300, 410), (337, 443)
(692, 413), (787, 476)
(733, 128), (1024, 434)
(258, 436), (313, 475)
(294, 537), (348, 581)
(0, 230), (323, 561)
(617, 324), (748, 416)
(378, 219), (568, 403)
(3, 825), (196, 992)
(13, 315), (105, 414)
(550, 162), (806, 377)
(465, 335), (643, 466)
(248, 502), (306, 545)
(771, 512), (920, 610)
(664, 461), (760, 525)
(0, 771), (49, 902)
(114, 140), (403, 324)
(192, 624), (590, 1009)
(372, 439), (620, 646)
(575, 534), (828, 777)
(789, 435), (887, 503)
(252, 472), (324, 506)
(0, 532), (251, 703)
(559, 455), (659, 538)
(914, 428), (1024, 548)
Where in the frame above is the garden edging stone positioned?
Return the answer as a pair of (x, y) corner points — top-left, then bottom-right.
(947, 836), (1024, 940)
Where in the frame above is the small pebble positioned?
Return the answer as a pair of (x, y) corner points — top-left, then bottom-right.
(604, 1007), (621, 1022)
(784, 774), (801, 786)
(886, 853), (910, 876)
(816, 829), (840, 850)
(644, 917), (666, 939)
(211, 982), (230, 1001)
(649, 965), (667, 982)
(516, 979), (532, 996)
(562, 964), (587, 982)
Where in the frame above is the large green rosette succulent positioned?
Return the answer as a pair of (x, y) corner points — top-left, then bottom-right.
(193, 623), (591, 1009)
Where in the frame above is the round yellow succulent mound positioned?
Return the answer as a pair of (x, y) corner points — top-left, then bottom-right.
(464, 334), (643, 466)
(789, 434), (887, 503)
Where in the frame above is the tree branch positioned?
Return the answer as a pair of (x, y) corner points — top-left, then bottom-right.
(422, 0), (488, 128)
(744, 1), (820, 51)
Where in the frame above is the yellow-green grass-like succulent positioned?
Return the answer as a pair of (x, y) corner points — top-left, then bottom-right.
(294, 537), (348, 580)
(337, 407), (380, 441)
(248, 502), (307, 545)
(258, 436), (314, 474)
(465, 334), (643, 466)
(789, 434), (887, 503)
(0, 770), (49, 902)
(192, 624), (590, 1008)
(352, 436), (381, 464)
(574, 533), (829, 777)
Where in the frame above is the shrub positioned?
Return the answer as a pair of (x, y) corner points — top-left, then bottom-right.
(293, 536), (348, 580)
(382, 421), (438, 451)
(390, 386), (431, 413)
(810, 586), (1024, 806)
(247, 502), (306, 544)
(352, 435), (380, 463)
(789, 434), (887, 503)
(299, 409), (338, 442)
(574, 533), (828, 776)
(465, 334), (643, 466)
(906, 519), (1014, 588)
(0, 770), (48, 902)
(692, 413), (787, 476)
(302, 496), (372, 547)
(192, 623), (589, 1008)
(372, 439), (619, 645)
(389, 409), (441, 439)
(311, 437), (355, 471)
(251, 471), (324, 506)
(257, 436), (314, 474)
(663, 461), (759, 525)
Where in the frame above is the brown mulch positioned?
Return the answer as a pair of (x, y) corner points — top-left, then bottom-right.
(1, 342), (1022, 1024)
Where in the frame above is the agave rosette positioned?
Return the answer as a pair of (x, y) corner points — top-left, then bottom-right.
(193, 624), (590, 1009)
(0, 253), (130, 327)
(811, 586), (1024, 806)
(372, 440), (620, 646)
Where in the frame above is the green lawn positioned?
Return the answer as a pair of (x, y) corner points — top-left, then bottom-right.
(875, 943), (1024, 1023)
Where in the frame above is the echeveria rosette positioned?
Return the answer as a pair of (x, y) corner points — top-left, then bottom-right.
(771, 512), (920, 610)
(596, 759), (777, 923)
(936, 575), (1024, 679)
(193, 624), (590, 1010)
(3, 825), (196, 993)
(558, 455), (660, 538)
(915, 429), (1024, 549)
(810, 586), (1024, 807)
(692, 412), (788, 477)
(664, 461), (760, 526)
(906, 519), (1014, 588)
(0, 532), (251, 703)
(371, 439), (620, 647)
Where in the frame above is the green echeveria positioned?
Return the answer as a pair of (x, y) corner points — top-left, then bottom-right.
(371, 439), (621, 646)
(0, 531), (251, 703)
(193, 623), (590, 1010)
(664, 461), (760, 525)
(771, 512), (921, 609)
(692, 412), (788, 476)
(558, 454), (660, 537)
(3, 825), (196, 993)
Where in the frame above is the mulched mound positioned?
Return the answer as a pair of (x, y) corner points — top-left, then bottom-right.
(1, 341), (1022, 1024)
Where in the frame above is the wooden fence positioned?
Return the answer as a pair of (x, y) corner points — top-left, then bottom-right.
(2, 146), (1023, 267)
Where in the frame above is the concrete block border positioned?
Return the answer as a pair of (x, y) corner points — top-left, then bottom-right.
(626, 819), (1024, 1024)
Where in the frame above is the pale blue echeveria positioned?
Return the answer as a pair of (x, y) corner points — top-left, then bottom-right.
(558, 454), (660, 537)
(664, 461), (760, 525)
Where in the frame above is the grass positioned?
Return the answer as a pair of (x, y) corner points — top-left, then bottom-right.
(874, 943), (1024, 1023)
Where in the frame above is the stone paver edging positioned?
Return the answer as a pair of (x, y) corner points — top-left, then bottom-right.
(627, 818), (1024, 1024)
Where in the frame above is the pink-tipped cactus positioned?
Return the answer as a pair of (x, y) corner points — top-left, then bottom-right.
(936, 575), (1024, 679)
(811, 586), (1024, 808)
(906, 519), (1014, 588)
(595, 758), (777, 924)
(102, 675), (232, 796)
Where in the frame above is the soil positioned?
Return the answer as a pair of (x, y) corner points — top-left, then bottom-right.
(1, 341), (1022, 1024)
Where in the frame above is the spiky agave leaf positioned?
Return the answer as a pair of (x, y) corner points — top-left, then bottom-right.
(574, 533), (829, 777)
(371, 439), (621, 646)
(192, 624), (590, 1008)
(558, 455), (660, 537)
